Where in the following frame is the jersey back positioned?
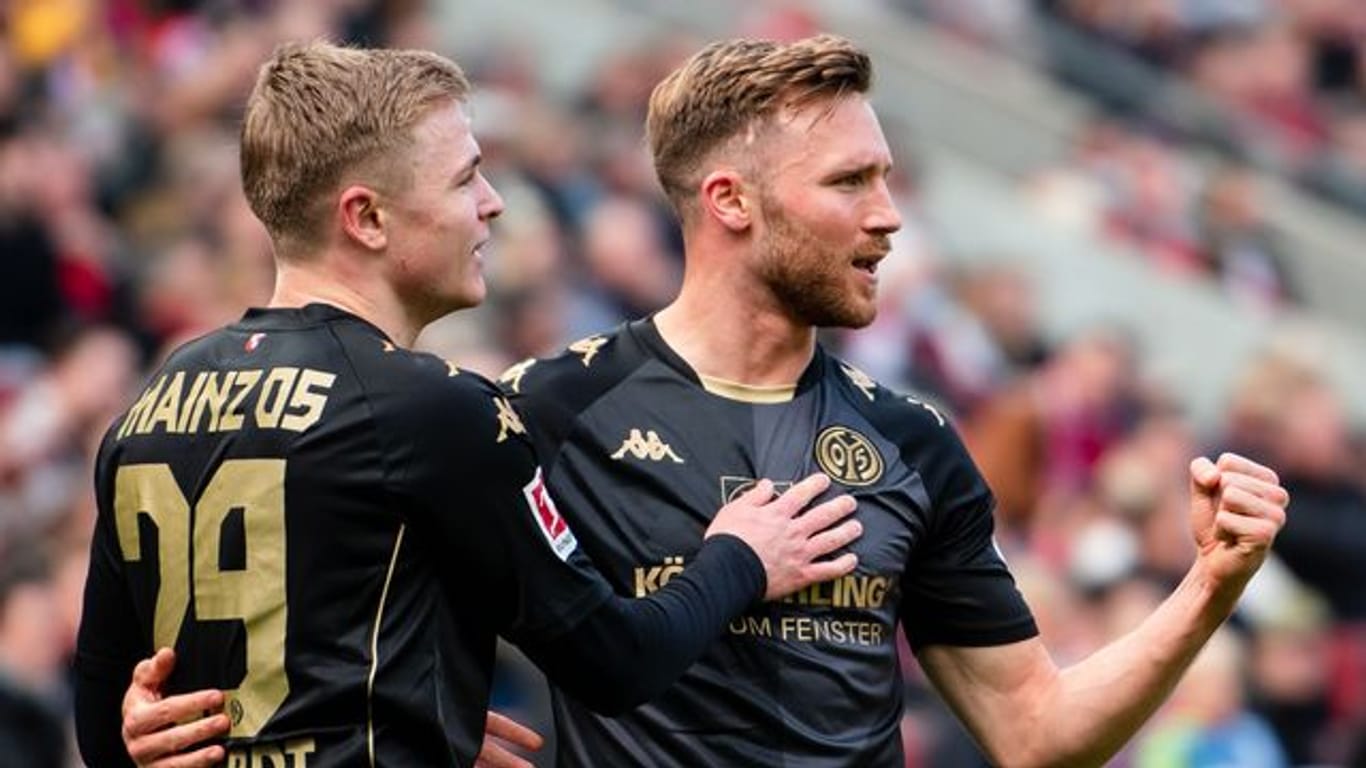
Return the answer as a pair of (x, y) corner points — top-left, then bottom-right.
(77, 304), (609, 767)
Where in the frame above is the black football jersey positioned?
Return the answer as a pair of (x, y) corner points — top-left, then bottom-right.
(502, 319), (1037, 767)
(76, 304), (611, 767)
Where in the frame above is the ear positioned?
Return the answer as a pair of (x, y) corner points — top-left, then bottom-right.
(338, 185), (386, 251)
(699, 169), (753, 233)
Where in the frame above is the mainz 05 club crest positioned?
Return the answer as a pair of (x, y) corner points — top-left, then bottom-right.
(814, 425), (883, 486)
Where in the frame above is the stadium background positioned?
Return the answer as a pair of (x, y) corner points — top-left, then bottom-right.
(0, 0), (1363, 765)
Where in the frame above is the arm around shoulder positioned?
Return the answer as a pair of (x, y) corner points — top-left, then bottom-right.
(514, 533), (764, 715)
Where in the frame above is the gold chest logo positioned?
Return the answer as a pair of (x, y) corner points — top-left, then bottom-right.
(814, 426), (883, 486)
(612, 429), (684, 463)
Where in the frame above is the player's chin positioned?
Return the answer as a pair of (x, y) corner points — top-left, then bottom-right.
(843, 304), (877, 329)
(815, 299), (877, 330)
(464, 280), (488, 309)
(445, 277), (487, 312)
(836, 289), (878, 329)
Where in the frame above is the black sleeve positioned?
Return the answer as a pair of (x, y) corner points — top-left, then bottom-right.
(512, 533), (764, 715)
(395, 371), (613, 634)
(73, 440), (141, 768)
(74, 666), (134, 768)
(400, 370), (764, 630)
(898, 422), (1037, 649)
(399, 370), (765, 707)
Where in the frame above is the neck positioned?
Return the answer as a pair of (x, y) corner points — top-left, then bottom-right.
(270, 257), (423, 347)
(655, 260), (815, 387)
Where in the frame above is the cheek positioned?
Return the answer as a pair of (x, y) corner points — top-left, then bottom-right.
(449, 204), (484, 244)
(796, 197), (858, 236)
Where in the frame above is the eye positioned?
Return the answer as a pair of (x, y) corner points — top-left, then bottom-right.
(832, 173), (865, 188)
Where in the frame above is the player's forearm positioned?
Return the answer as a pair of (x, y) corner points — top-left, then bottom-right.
(520, 534), (764, 714)
(1025, 563), (1237, 767)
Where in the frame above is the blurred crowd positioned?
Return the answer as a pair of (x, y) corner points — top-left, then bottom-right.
(0, 1), (1362, 767)
(914, 0), (1366, 218)
(1026, 122), (1299, 314)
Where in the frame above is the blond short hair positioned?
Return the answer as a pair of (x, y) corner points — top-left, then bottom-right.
(241, 40), (471, 249)
(646, 34), (871, 214)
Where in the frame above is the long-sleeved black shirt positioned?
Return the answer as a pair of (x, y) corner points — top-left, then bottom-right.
(74, 304), (765, 767)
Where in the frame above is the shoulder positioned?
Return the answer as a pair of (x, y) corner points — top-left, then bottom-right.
(399, 348), (508, 420)
(323, 324), (483, 404)
(827, 355), (983, 500)
(494, 325), (648, 465)
(828, 356), (955, 447)
(346, 339), (518, 443)
(496, 326), (644, 408)
(496, 329), (629, 394)
(157, 326), (234, 371)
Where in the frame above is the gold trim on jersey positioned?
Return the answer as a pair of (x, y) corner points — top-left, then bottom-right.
(814, 425), (884, 486)
(368, 524), (406, 768)
(698, 374), (796, 404)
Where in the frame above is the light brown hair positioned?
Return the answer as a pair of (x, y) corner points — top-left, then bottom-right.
(241, 40), (471, 251)
(645, 34), (872, 215)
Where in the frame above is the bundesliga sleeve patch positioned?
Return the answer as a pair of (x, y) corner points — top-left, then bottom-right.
(523, 467), (578, 561)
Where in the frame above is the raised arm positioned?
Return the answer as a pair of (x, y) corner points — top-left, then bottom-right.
(916, 453), (1288, 768)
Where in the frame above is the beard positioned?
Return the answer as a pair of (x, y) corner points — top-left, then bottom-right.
(754, 198), (885, 329)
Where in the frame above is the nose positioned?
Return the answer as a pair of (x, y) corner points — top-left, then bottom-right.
(865, 178), (901, 236)
(478, 173), (504, 221)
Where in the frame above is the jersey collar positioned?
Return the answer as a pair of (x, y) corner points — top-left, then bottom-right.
(628, 316), (827, 400)
(235, 303), (395, 344)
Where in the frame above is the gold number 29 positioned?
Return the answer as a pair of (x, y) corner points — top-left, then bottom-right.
(113, 459), (288, 738)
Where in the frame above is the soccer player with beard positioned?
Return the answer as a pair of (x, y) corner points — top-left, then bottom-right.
(121, 34), (1290, 768)
(510, 35), (1286, 767)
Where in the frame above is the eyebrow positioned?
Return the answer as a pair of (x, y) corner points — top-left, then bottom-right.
(453, 153), (483, 182)
(827, 160), (893, 180)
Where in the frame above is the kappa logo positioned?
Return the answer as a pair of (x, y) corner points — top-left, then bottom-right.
(906, 395), (946, 427)
(568, 335), (608, 367)
(611, 429), (684, 463)
(523, 468), (577, 560)
(493, 396), (525, 443)
(498, 358), (536, 393)
(814, 425), (884, 486)
(840, 364), (878, 402)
